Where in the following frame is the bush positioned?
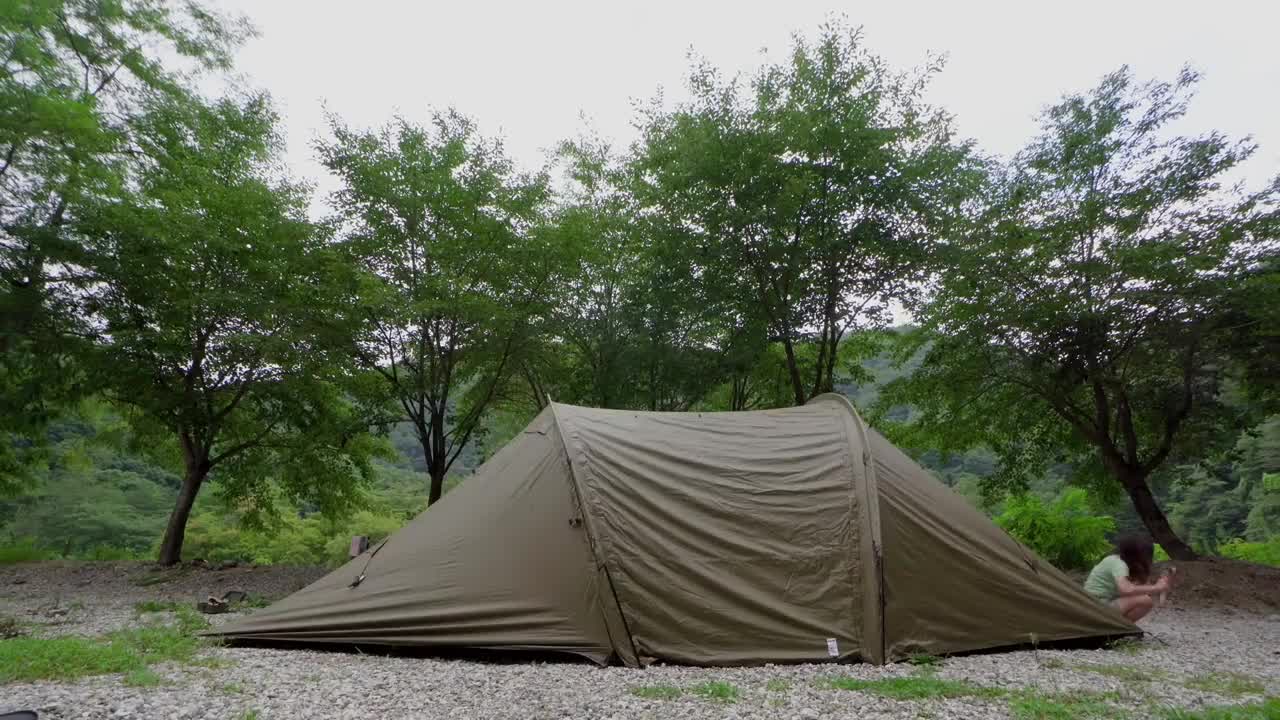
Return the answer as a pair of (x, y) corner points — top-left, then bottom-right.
(996, 488), (1114, 570)
(1217, 537), (1280, 567)
(179, 507), (408, 567)
(0, 538), (54, 564)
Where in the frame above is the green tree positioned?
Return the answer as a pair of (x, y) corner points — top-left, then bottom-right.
(881, 67), (1279, 559)
(318, 111), (561, 505)
(0, 0), (250, 484)
(81, 94), (385, 565)
(1238, 417), (1280, 541)
(632, 22), (975, 406)
(1167, 463), (1250, 552)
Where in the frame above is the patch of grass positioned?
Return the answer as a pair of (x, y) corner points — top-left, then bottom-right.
(766, 678), (790, 692)
(1106, 637), (1148, 655)
(690, 680), (740, 703)
(134, 600), (185, 614)
(221, 682), (245, 695)
(241, 595), (272, 609)
(0, 635), (142, 683)
(1074, 663), (1164, 683)
(1040, 657), (1067, 669)
(108, 624), (203, 667)
(907, 653), (943, 669)
(1185, 673), (1267, 697)
(238, 711), (262, 720)
(630, 684), (682, 700)
(1009, 690), (1126, 719)
(825, 675), (1002, 700)
(123, 667), (165, 687)
(1163, 698), (1280, 720)
(0, 603), (215, 684)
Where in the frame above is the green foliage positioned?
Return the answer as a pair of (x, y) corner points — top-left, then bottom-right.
(630, 684), (682, 700)
(824, 675), (1001, 700)
(1009, 691), (1124, 720)
(880, 65), (1278, 558)
(690, 681), (740, 703)
(1073, 663), (1164, 683)
(81, 92), (390, 564)
(1185, 673), (1267, 697)
(766, 678), (790, 692)
(996, 489), (1115, 570)
(318, 108), (560, 504)
(0, 0), (252, 489)
(1217, 538), (1280, 566)
(0, 539), (54, 564)
(1106, 637), (1150, 655)
(181, 503), (406, 567)
(906, 653), (943, 669)
(633, 20), (977, 406)
(0, 635), (141, 683)
(0, 590), (208, 685)
(1163, 698), (1280, 720)
(123, 668), (165, 687)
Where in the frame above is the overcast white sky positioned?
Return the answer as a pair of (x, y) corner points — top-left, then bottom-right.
(209, 0), (1279, 207)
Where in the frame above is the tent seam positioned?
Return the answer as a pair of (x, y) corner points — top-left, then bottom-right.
(547, 402), (643, 667)
(810, 392), (887, 664)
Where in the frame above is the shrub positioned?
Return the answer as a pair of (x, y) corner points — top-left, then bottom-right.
(179, 507), (409, 567)
(0, 538), (54, 564)
(1217, 537), (1280, 567)
(996, 488), (1114, 571)
(82, 545), (145, 561)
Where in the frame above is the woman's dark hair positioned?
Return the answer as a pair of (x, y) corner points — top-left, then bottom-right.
(1114, 534), (1154, 583)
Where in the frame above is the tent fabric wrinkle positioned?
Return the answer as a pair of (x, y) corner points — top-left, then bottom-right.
(208, 397), (1139, 666)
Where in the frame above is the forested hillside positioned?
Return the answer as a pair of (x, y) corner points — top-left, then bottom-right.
(2, 4), (1277, 569)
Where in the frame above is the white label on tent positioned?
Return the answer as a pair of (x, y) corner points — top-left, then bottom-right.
(826, 638), (839, 657)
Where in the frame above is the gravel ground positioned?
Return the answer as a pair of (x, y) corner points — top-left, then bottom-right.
(2, 562), (1278, 719)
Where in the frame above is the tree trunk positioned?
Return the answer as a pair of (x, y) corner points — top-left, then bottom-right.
(157, 464), (207, 566)
(428, 465), (446, 506)
(731, 375), (748, 411)
(426, 408), (448, 506)
(781, 336), (807, 407)
(1120, 469), (1198, 560)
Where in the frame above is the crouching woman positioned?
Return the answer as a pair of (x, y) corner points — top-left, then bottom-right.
(1083, 534), (1171, 622)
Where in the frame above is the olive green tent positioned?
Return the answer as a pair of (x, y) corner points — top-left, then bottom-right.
(210, 394), (1136, 665)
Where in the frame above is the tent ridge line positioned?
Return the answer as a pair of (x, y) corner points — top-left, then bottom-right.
(808, 392), (887, 664)
(546, 402), (643, 668)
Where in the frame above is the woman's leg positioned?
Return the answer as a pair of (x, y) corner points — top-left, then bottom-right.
(1111, 594), (1154, 622)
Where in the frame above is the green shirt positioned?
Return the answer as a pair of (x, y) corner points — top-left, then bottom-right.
(1083, 554), (1129, 602)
